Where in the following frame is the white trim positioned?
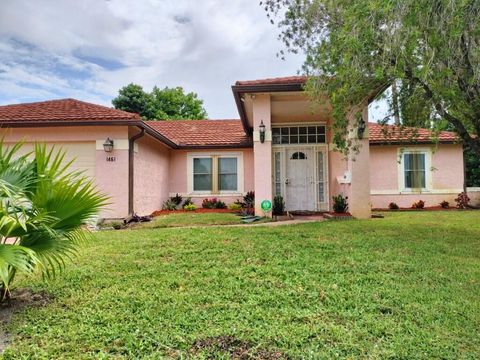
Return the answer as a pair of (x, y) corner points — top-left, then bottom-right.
(371, 189), (463, 195)
(272, 121), (327, 126)
(187, 152), (244, 195)
(467, 187), (480, 192)
(272, 144), (329, 211)
(397, 147), (433, 192)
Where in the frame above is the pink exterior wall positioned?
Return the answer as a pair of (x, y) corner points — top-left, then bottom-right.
(0, 126), (130, 219)
(252, 94), (272, 215)
(168, 148), (254, 206)
(134, 134), (171, 215)
(370, 144), (465, 208)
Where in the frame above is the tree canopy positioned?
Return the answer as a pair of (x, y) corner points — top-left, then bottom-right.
(263, 0), (480, 156)
(112, 83), (208, 120)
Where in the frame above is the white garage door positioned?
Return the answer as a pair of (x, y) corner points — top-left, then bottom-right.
(6, 142), (96, 178)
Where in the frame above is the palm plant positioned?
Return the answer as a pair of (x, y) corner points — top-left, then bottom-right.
(0, 141), (107, 302)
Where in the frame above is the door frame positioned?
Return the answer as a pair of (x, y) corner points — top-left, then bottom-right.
(272, 144), (329, 212)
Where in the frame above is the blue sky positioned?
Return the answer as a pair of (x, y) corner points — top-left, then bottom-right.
(0, 0), (388, 120)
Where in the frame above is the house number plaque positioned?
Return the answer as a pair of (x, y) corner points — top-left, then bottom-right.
(106, 156), (116, 162)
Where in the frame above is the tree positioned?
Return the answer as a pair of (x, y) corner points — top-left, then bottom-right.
(0, 143), (106, 302)
(111, 84), (155, 119)
(262, 0), (480, 156)
(112, 83), (208, 120)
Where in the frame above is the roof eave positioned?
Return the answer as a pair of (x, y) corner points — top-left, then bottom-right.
(176, 143), (253, 150)
(0, 119), (141, 127)
(232, 83), (305, 134)
(369, 140), (459, 146)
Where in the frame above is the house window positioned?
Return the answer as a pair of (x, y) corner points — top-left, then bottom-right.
(403, 152), (426, 189)
(218, 158), (237, 191)
(193, 158), (213, 191)
(274, 151), (282, 196)
(190, 154), (241, 193)
(290, 151), (307, 160)
(272, 125), (326, 145)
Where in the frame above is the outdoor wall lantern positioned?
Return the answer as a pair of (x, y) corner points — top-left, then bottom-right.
(357, 118), (366, 140)
(259, 120), (266, 143)
(103, 138), (114, 152)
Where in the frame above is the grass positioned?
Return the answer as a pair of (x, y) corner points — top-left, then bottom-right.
(2, 211), (480, 359)
(135, 212), (270, 230)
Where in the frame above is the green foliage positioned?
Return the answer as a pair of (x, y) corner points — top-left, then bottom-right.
(151, 86), (208, 120)
(332, 194), (348, 213)
(0, 141), (106, 302)
(4, 212), (480, 358)
(264, 0), (480, 155)
(112, 83), (208, 120)
(162, 199), (178, 211)
(272, 195), (285, 216)
(183, 204), (197, 211)
(228, 203), (243, 211)
(111, 83), (154, 119)
(170, 193), (183, 206)
(182, 197), (193, 208)
(465, 146), (480, 187)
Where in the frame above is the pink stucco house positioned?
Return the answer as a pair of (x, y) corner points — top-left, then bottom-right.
(0, 76), (475, 219)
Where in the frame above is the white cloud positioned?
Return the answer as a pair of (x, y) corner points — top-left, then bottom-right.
(0, 0), (304, 117)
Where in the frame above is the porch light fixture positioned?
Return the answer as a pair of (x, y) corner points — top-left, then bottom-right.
(357, 118), (366, 139)
(103, 138), (114, 152)
(259, 120), (266, 143)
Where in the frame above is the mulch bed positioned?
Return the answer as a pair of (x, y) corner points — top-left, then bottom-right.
(150, 209), (237, 217)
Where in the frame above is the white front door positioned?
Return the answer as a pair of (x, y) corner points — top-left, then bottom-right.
(285, 148), (316, 211)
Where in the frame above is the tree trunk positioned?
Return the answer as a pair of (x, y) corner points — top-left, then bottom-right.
(392, 80), (401, 126)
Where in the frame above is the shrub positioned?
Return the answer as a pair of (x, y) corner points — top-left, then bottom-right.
(182, 197), (193, 207)
(388, 202), (399, 210)
(332, 194), (348, 213)
(440, 200), (449, 209)
(411, 200), (425, 209)
(111, 221), (123, 230)
(228, 203), (243, 211)
(273, 195), (285, 216)
(214, 200), (227, 209)
(243, 191), (255, 208)
(0, 142), (106, 302)
(170, 193), (183, 206)
(162, 199), (178, 211)
(184, 203), (197, 211)
(202, 198), (227, 209)
(455, 192), (470, 209)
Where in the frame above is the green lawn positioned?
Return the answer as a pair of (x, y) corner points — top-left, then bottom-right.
(137, 212), (243, 229)
(2, 211), (480, 359)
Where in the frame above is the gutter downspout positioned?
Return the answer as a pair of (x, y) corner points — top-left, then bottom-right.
(128, 128), (145, 215)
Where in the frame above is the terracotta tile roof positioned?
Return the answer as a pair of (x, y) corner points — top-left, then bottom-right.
(0, 98), (140, 124)
(369, 122), (458, 144)
(235, 76), (307, 86)
(145, 119), (253, 148)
